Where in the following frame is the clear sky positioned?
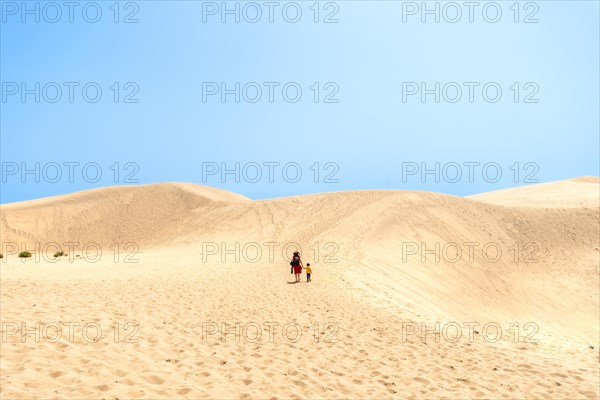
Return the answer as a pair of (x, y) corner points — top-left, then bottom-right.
(1, 0), (599, 203)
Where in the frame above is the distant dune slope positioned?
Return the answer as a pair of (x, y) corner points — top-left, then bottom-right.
(1, 178), (598, 344)
(468, 177), (600, 208)
(0, 183), (249, 248)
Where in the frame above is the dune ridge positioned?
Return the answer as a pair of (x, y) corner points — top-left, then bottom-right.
(468, 177), (600, 208)
(1, 178), (598, 399)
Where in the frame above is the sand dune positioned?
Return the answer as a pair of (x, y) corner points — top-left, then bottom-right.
(1, 179), (598, 399)
(0, 183), (250, 248)
(468, 177), (600, 208)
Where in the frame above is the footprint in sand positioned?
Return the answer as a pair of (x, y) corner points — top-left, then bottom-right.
(142, 374), (165, 385)
(49, 370), (67, 379)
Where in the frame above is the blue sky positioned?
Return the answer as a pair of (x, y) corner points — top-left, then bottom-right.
(1, 0), (599, 203)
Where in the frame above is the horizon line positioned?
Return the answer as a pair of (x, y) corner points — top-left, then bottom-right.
(1, 175), (598, 206)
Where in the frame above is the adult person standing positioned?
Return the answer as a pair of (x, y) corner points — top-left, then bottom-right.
(290, 251), (303, 282)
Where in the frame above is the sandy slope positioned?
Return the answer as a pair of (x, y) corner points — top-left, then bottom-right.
(1, 179), (598, 399)
(468, 177), (600, 208)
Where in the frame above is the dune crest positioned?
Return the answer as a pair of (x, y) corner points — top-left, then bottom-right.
(1, 183), (249, 248)
(468, 177), (600, 208)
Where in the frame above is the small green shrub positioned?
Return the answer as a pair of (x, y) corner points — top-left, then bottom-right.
(18, 251), (32, 258)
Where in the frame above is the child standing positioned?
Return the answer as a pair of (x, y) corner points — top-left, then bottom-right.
(306, 263), (312, 282)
